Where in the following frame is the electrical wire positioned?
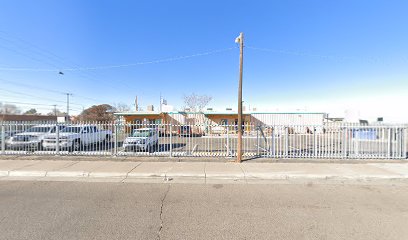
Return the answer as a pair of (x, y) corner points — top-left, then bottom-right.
(0, 100), (63, 107)
(0, 31), (133, 92)
(0, 87), (83, 107)
(246, 46), (357, 61)
(0, 47), (236, 72)
(0, 100), (83, 111)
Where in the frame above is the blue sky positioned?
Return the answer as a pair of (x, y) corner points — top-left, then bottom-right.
(0, 0), (407, 121)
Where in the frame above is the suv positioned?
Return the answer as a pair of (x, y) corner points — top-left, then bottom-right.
(123, 128), (159, 152)
(7, 125), (64, 151)
(43, 125), (112, 151)
(0, 131), (18, 145)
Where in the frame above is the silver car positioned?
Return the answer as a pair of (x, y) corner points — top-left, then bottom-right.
(7, 125), (65, 151)
(123, 128), (159, 152)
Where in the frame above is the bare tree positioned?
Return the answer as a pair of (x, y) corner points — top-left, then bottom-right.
(113, 103), (131, 112)
(183, 93), (212, 112)
(46, 109), (66, 116)
(0, 103), (21, 114)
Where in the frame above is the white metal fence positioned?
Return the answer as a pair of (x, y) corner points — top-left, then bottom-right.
(1, 121), (407, 159)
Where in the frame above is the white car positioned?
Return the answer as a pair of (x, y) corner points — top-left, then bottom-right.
(43, 125), (112, 151)
(211, 125), (227, 135)
(7, 125), (64, 151)
(123, 128), (159, 152)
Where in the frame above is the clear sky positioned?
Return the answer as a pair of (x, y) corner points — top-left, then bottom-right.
(0, 0), (407, 122)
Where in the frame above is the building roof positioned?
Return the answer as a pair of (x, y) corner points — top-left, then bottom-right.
(114, 111), (162, 116)
(114, 111), (326, 116)
(203, 112), (251, 115)
(0, 114), (57, 122)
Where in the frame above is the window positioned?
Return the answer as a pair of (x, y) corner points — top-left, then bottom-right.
(26, 127), (52, 133)
(132, 129), (150, 137)
(61, 126), (82, 133)
(49, 125), (66, 133)
(81, 127), (93, 133)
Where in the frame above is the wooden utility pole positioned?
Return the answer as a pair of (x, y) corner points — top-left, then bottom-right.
(236, 32), (244, 163)
(66, 93), (72, 121)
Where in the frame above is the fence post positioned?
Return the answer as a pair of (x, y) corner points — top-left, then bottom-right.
(169, 123), (173, 157)
(114, 122), (118, 156)
(56, 123), (60, 155)
(1, 124), (5, 154)
(342, 127), (347, 159)
(388, 128), (392, 158)
(226, 125), (230, 157)
(256, 126), (260, 156)
(397, 128), (401, 158)
(270, 128), (275, 157)
(313, 127), (318, 157)
(285, 127), (289, 157)
(404, 127), (407, 159)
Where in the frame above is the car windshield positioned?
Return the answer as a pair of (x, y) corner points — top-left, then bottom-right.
(132, 130), (150, 137)
(61, 126), (82, 133)
(26, 127), (52, 133)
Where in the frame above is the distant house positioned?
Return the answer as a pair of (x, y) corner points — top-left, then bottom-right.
(114, 111), (326, 134)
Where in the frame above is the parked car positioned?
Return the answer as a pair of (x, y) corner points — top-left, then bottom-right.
(6, 125), (64, 151)
(0, 131), (18, 145)
(123, 128), (159, 152)
(211, 126), (227, 135)
(178, 125), (192, 137)
(42, 125), (112, 151)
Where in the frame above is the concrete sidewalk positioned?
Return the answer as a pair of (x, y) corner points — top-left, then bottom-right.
(0, 159), (408, 184)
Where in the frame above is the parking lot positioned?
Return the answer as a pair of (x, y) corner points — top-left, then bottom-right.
(2, 133), (406, 159)
(1, 122), (407, 159)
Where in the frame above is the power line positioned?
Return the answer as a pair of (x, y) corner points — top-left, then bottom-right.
(0, 30), (233, 91)
(246, 46), (358, 61)
(0, 31), (133, 91)
(0, 100), (63, 107)
(0, 102), (82, 113)
(0, 78), (66, 95)
(0, 47), (236, 72)
(0, 78), (104, 103)
(0, 100), (83, 112)
(0, 87), (83, 107)
(0, 74), (107, 105)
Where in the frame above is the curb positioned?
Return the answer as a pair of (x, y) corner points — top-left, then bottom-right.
(2, 170), (408, 183)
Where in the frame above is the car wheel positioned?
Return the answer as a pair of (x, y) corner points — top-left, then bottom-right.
(71, 139), (81, 152)
(37, 141), (43, 151)
(103, 135), (111, 144)
(147, 144), (153, 153)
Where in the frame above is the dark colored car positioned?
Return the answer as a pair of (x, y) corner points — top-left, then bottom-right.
(178, 125), (192, 137)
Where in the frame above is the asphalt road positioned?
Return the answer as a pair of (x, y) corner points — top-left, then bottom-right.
(0, 181), (408, 240)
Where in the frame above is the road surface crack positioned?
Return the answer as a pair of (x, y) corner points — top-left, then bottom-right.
(157, 184), (171, 240)
(238, 164), (247, 183)
(204, 163), (207, 184)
